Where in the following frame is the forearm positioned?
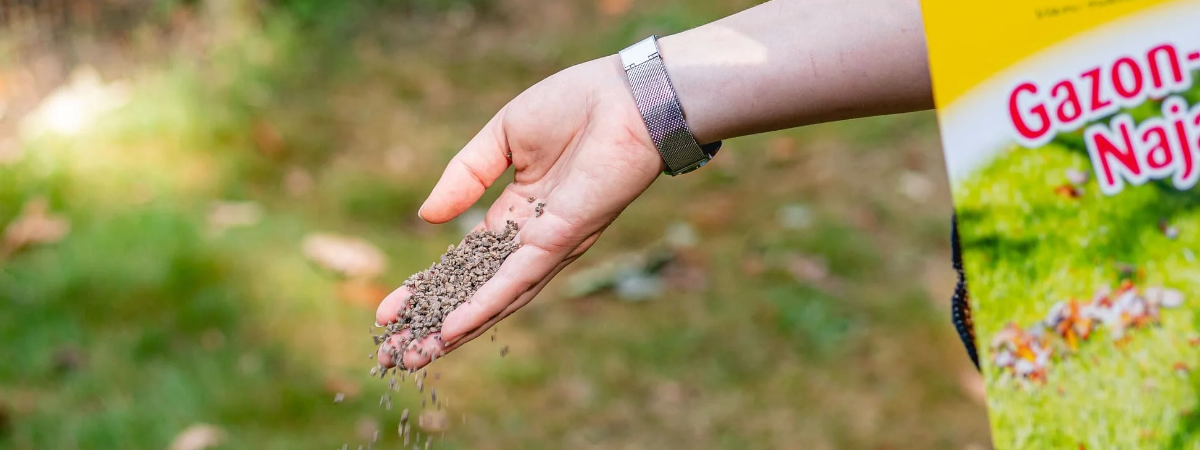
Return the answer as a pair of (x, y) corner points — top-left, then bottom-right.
(657, 0), (934, 144)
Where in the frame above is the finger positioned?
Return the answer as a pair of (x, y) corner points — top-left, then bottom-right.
(375, 286), (412, 326)
(400, 333), (448, 370)
(418, 114), (512, 224)
(376, 332), (447, 370)
(375, 331), (411, 368)
(443, 259), (571, 353)
(438, 242), (565, 343)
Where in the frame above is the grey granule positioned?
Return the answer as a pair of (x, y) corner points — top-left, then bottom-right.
(379, 220), (521, 369)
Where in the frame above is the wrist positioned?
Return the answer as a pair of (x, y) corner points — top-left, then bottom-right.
(616, 36), (721, 176)
(655, 31), (728, 145)
(592, 54), (671, 174)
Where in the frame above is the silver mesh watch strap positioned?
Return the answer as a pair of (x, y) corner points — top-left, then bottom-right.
(620, 36), (720, 176)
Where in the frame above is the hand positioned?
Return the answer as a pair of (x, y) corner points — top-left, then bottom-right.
(375, 55), (664, 370)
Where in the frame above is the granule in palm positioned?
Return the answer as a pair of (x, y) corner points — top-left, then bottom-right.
(377, 220), (521, 369)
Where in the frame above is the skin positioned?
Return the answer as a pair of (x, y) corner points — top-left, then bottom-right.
(376, 0), (935, 370)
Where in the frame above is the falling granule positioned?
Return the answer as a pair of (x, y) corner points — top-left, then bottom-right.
(334, 393), (345, 403)
(500, 346), (510, 357)
(417, 378), (424, 393)
(431, 389), (437, 405)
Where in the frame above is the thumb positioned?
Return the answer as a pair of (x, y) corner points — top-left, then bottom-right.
(418, 113), (511, 224)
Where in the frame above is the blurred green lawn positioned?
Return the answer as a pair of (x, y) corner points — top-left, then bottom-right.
(0, 1), (989, 449)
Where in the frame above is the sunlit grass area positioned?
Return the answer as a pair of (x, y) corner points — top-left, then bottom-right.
(0, 1), (989, 449)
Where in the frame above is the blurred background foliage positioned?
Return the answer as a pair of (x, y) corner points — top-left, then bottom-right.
(0, 0), (991, 448)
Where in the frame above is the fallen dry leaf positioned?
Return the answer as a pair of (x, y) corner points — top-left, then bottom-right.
(168, 423), (224, 450)
(2, 197), (70, 257)
(207, 201), (262, 234)
(201, 328), (225, 351)
(686, 193), (736, 231)
(355, 417), (379, 442)
(325, 376), (362, 399)
(1066, 168), (1090, 185)
(898, 170), (933, 202)
(283, 166), (314, 197)
(1054, 184), (1083, 199)
(785, 253), (829, 284)
(741, 254), (766, 277)
(51, 346), (86, 373)
(418, 410), (448, 433)
(597, 0), (631, 16)
(384, 146), (416, 175)
(660, 261), (708, 292)
(783, 252), (847, 294)
(337, 279), (391, 309)
(251, 119), (285, 157)
(302, 233), (387, 279)
(767, 137), (796, 163)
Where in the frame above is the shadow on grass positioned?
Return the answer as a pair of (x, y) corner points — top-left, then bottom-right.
(1166, 313), (1200, 449)
(955, 206), (1040, 265)
(1167, 376), (1200, 449)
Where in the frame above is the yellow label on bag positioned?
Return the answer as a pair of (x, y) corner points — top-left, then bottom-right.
(920, 1), (1200, 449)
(924, 0), (1181, 108)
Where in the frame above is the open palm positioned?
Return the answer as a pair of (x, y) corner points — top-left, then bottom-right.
(376, 56), (665, 369)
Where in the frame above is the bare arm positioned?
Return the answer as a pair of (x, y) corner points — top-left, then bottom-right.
(377, 0), (933, 370)
(661, 0), (932, 143)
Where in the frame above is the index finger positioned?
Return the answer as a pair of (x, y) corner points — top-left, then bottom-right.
(417, 113), (512, 224)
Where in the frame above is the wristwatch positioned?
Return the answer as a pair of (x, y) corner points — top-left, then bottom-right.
(619, 36), (722, 176)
